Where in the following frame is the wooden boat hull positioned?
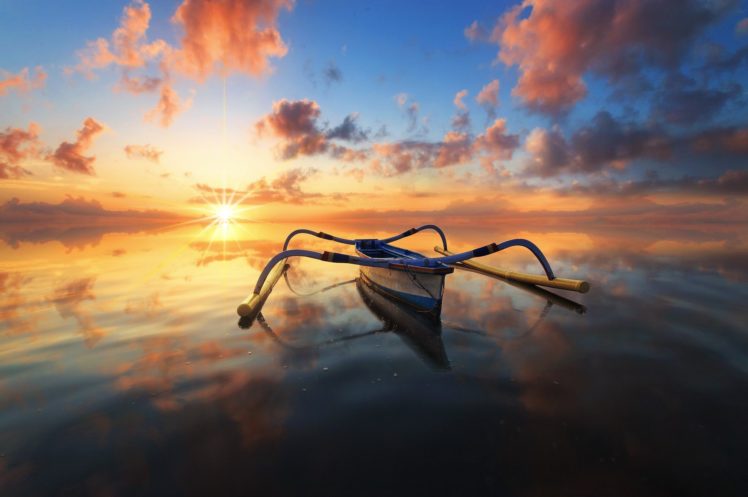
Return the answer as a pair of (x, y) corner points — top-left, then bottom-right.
(359, 265), (446, 315)
(354, 240), (452, 317)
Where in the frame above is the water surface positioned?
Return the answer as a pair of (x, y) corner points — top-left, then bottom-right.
(1, 221), (747, 496)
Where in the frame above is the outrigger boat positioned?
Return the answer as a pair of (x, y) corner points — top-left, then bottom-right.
(237, 224), (589, 322)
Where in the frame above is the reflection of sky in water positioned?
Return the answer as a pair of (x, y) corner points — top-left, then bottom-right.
(1, 222), (747, 496)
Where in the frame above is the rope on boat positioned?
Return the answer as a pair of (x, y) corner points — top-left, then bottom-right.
(250, 239), (555, 297)
(282, 224), (449, 251)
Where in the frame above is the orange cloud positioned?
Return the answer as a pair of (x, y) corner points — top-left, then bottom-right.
(146, 82), (191, 127)
(0, 123), (41, 179)
(190, 167), (324, 206)
(48, 118), (105, 175)
(124, 144), (163, 162)
(434, 131), (472, 168)
(0, 67), (46, 96)
(170, 0), (293, 80)
(74, 0), (164, 74)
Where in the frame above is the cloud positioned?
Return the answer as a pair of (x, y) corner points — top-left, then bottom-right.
(650, 74), (741, 125)
(0, 196), (187, 225)
(190, 167), (325, 205)
(48, 117), (105, 175)
(0, 123), (41, 179)
(255, 100), (371, 159)
(476, 79), (499, 116)
(524, 127), (571, 177)
(370, 141), (439, 176)
(73, 0), (164, 75)
(556, 169), (748, 197)
(325, 114), (368, 142)
(170, 0), (293, 80)
(146, 82), (191, 127)
(464, 20), (488, 42)
(492, 0), (736, 115)
(49, 278), (104, 347)
(255, 99), (327, 159)
(525, 111), (672, 177)
(72, 0), (293, 127)
(475, 118), (520, 161)
(368, 122), (516, 175)
(524, 109), (748, 178)
(691, 126), (748, 155)
(124, 144), (163, 162)
(117, 73), (162, 94)
(323, 61), (342, 85)
(451, 111), (471, 132)
(0, 67), (46, 96)
(434, 131), (473, 168)
(254, 99), (520, 176)
(453, 89), (468, 110)
(394, 93), (421, 133)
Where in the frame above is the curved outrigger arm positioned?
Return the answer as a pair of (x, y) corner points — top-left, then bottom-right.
(380, 224), (448, 250)
(282, 224), (449, 251)
(251, 238), (555, 297)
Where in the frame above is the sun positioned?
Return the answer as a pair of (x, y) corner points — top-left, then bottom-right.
(215, 204), (234, 223)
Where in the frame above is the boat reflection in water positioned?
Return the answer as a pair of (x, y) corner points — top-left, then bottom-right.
(240, 270), (450, 370)
(356, 275), (449, 370)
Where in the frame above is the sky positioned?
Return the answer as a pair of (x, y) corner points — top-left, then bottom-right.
(1, 0), (747, 227)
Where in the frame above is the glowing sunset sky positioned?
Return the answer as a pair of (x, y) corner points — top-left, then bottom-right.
(1, 0), (747, 226)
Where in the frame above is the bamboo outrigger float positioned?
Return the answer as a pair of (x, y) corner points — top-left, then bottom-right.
(237, 224), (589, 322)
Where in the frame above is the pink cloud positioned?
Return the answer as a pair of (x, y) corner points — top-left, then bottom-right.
(48, 118), (105, 175)
(0, 123), (41, 179)
(0, 67), (46, 96)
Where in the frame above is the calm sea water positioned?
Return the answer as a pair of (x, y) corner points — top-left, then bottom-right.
(1, 221), (747, 497)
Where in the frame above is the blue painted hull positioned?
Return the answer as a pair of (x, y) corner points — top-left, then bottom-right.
(355, 239), (452, 316)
